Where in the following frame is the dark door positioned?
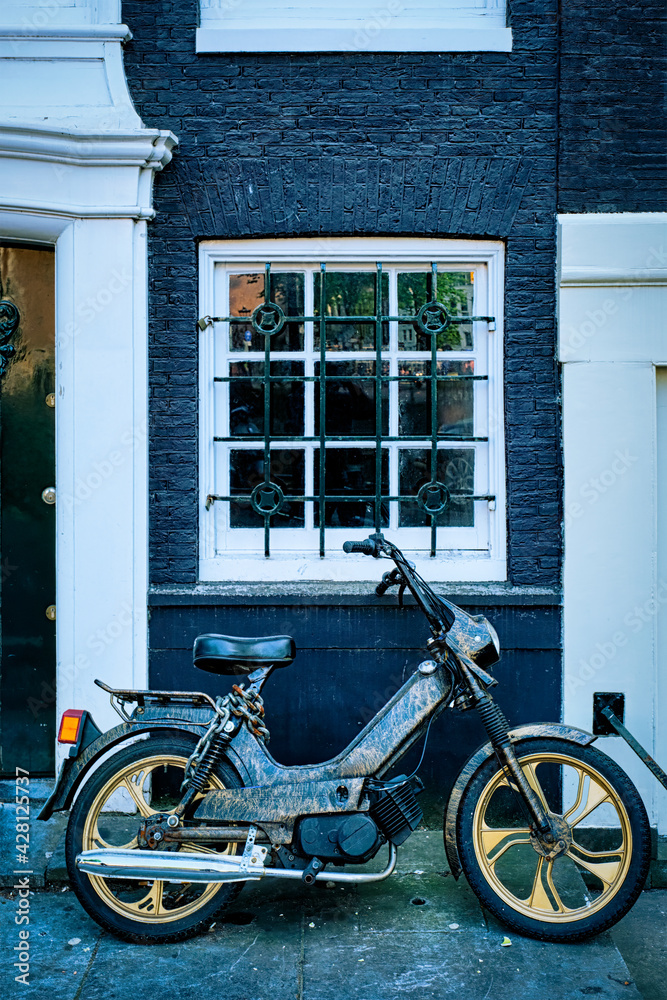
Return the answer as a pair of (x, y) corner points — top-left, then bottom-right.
(0, 246), (56, 776)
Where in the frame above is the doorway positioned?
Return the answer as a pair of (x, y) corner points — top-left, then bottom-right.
(0, 245), (56, 776)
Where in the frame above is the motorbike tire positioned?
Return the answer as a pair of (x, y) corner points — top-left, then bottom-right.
(455, 737), (650, 942)
(65, 731), (246, 944)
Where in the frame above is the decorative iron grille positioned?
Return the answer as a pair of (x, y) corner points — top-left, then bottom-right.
(200, 261), (495, 558)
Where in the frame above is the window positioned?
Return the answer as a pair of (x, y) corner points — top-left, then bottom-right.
(196, 0), (512, 54)
(199, 238), (505, 582)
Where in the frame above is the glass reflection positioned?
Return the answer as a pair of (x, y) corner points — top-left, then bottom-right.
(397, 271), (474, 351)
(229, 272), (304, 351)
(398, 360), (474, 438)
(399, 449), (475, 526)
(229, 361), (304, 436)
(230, 450), (304, 527)
(314, 272), (389, 350)
(314, 361), (389, 436)
(314, 448), (389, 528)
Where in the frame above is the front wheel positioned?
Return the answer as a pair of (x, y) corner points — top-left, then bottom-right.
(456, 737), (650, 942)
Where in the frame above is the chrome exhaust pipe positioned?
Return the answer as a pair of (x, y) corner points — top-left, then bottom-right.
(76, 843), (397, 885)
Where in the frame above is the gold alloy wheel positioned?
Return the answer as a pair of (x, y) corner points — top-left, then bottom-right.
(81, 753), (237, 925)
(472, 752), (633, 923)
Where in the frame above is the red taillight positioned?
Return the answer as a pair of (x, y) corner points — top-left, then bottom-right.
(58, 709), (84, 744)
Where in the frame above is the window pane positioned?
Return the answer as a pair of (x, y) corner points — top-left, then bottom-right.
(229, 449), (304, 527)
(397, 270), (474, 351)
(314, 361), (389, 436)
(399, 449), (475, 526)
(314, 271), (389, 351)
(229, 272), (304, 351)
(314, 448), (389, 528)
(398, 360), (474, 438)
(229, 361), (304, 436)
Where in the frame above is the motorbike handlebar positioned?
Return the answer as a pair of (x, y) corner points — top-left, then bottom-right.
(343, 533), (455, 636)
(342, 540), (377, 555)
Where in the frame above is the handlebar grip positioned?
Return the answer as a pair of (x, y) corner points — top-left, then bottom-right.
(343, 540), (376, 555)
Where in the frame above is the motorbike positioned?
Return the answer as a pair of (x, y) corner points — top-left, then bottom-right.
(39, 533), (651, 945)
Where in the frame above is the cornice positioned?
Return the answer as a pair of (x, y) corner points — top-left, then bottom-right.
(0, 123), (178, 170)
(0, 25), (132, 42)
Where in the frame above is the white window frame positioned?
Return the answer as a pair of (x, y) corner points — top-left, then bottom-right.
(196, 0), (512, 54)
(199, 237), (506, 582)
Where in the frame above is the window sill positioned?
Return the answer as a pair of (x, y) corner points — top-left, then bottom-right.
(149, 582), (561, 607)
(199, 553), (507, 584)
(195, 26), (513, 54)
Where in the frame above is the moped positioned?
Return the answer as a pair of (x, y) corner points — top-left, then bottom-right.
(39, 533), (650, 944)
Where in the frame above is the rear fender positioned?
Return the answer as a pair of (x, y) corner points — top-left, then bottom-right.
(444, 723), (596, 879)
(37, 717), (249, 820)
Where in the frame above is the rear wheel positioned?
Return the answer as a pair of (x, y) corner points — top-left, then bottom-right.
(456, 738), (650, 942)
(65, 733), (245, 944)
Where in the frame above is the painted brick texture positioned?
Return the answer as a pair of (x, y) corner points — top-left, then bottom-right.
(559, 0), (667, 213)
(120, 0), (663, 588)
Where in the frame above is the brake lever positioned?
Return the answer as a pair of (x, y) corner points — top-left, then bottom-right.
(376, 568), (402, 596)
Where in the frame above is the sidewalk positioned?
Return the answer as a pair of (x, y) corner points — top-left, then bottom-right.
(2, 791), (666, 999)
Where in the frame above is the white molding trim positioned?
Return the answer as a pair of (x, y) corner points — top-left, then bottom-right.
(196, 26), (512, 53)
(0, 197), (158, 221)
(198, 236), (506, 583)
(560, 268), (667, 287)
(0, 25), (132, 41)
(0, 125), (176, 167)
(0, 126), (177, 221)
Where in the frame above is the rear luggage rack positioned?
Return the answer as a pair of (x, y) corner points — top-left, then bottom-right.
(95, 679), (218, 723)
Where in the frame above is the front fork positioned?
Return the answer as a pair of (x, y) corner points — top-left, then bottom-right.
(461, 662), (554, 838)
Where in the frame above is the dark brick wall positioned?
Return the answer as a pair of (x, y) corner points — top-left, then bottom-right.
(558, 0), (667, 213)
(148, 597), (561, 818)
(122, 0), (562, 587)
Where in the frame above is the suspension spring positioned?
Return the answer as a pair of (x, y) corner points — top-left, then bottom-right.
(188, 731), (232, 793)
(475, 693), (551, 834)
(476, 695), (511, 751)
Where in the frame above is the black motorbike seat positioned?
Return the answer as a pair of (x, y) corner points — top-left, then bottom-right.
(193, 633), (296, 675)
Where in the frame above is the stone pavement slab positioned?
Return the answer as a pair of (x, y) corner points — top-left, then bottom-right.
(611, 890), (667, 1000)
(0, 798), (68, 888)
(1, 833), (648, 1000)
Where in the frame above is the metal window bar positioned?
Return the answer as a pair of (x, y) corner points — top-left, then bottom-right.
(202, 261), (495, 558)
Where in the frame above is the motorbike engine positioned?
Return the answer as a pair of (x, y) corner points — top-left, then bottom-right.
(368, 774), (424, 846)
(293, 775), (424, 863)
(295, 812), (382, 864)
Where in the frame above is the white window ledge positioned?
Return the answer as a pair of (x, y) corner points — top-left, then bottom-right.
(195, 26), (512, 53)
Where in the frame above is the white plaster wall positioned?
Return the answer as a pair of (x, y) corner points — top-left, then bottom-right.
(54, 217), (149, 738)
(656, 369), (667, 834)
(1, 0), (120, 29)
(559, 213), (667, 832)
(0, 0), (177, 761)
